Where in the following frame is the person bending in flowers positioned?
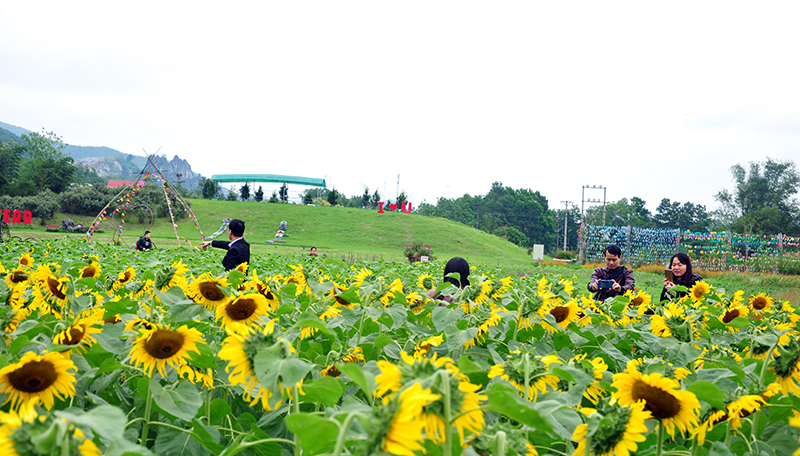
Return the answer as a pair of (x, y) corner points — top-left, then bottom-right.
(588, 244), (635, 301)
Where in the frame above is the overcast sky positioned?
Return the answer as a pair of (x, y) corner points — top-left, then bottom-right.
(2, 2), (800, 214)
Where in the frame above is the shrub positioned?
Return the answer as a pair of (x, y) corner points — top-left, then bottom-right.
(494, 225), (529, 248)
(0, 190), (61, 220)
(553, 250), (575, 260)
(404, 243), (434, 263)
(778, 258), (800, 275)
(58, 185), (118, 215)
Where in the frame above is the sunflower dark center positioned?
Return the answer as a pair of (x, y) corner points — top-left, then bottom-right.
(631, 297), (644, 306)
(120, 271), (132, 282)
(20, 258), (30, 266)
(199, 282), (225, 301)
(551, 306), (569, 323)
(10, 271), (27, 283)
(752, 298), (767, 310)
(81, 267), (97, 278)
(324, 366), (341, 377)
(631, 379), (681, 419)
(227, 299), (257, 320)
(47, 277), (66, 300)
(144, 330), (185, 359)
(63, 325), (86, 345)
(7, 360), (57, 393)
(722, 309), (739, 323)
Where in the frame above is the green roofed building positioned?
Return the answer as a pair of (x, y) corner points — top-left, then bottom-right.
(209, 174), (326, 187)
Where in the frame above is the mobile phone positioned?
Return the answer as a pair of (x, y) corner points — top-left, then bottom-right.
(598, 279), (614, 289)
(664, 269), (674, 282)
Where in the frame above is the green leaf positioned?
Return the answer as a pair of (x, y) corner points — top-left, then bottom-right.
(150, 380), (204, 422)
(285, 413), (339, 456)
(154, 423), (211, 456)
(484, 383), (553, 432)
(337, 363), (375, 398)
(169, 302), (206, 322)
(374, 335), (394, 349)
(709, 441), (735, 456)
(725, 317), (751, 328)
(156, 286), (194, 307)
(253, 350), (313, 390)
(334, 287), (361, 304)
(687, 381), (725, 410)
(188, 341), (218, 370)
(551, 366), (595, 385)
(301, 376), (345, 407)
(291, 318), (333, 337)
(191, 420), (226, 455)
(432, 306), (461, 332)
(209, 398), (230, 425)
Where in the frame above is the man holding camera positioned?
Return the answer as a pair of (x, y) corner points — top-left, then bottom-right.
(588, 245), (635, 301)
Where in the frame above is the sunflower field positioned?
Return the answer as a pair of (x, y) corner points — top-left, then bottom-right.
(0, 238), (799, 456)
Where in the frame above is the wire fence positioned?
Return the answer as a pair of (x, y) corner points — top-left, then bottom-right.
(581, 225), (800, 273)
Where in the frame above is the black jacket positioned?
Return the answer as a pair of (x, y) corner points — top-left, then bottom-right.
(136, 236), (153, 251)
(660, 273), (703, 302)
(211, 238), (250, 271)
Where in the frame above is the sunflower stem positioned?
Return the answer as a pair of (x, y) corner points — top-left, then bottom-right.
(752, 341), (778, 441)
(496, 430), (506, 456)
(440, 370), (453, 456)
(205, 388), (212, 426)
(355, 307), (367, 347)
(523, 353), (531, 402)
(140, 380), (154, 447)
(333, 412), (364, 456)
(293, 386), (301, 456)
(656, 420), (665, 456)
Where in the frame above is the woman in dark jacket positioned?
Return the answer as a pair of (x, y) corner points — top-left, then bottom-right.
(661, 252), (702, 301)
(429, 257), (471, 303)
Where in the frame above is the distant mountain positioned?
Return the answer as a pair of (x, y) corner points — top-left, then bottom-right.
(0, 120), (202, 190)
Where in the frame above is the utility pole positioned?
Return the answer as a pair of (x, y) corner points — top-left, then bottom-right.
(396, 174), (400, 201)
(560, 201), (572, 251)
(580, 185), (607, 263)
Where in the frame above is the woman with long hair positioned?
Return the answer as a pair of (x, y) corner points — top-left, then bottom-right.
(661, 252), (703, 301)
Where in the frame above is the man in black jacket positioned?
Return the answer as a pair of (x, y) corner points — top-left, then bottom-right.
(136, 231), (153, 251)
(201, 219), (250, 271)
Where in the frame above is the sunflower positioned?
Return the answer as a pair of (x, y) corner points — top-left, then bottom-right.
(405, 291), (426, 314)
(4, 268), (30, 288)
(748, 292), (773, 312)
(321, 347), (365, 377)
(379, 382), (440, 456)
(53, 309), (104, 355)
(694, 394), (768, 444)
(624, 289), (651, 308)
(0, 408), (101, 456)
(379, 278), (405, 306)
(488, 352), (561, 402)
(217, 330), (281, 410)
(0, 351), (77, 411)
(464, 308), (503, 350)
(611, 360), (700, 438)
(689, 281), (711, 302)
(77, 260), (102, 279)
(0, 409), (23, 456)
(235, 262), (249, 275)
(17, 252), (34, 269)
(517, 288), (549, 331)
(246, 271), (281, 311)
(324, 281), (355, 309)
(413, 334), (444, 359)
(112, 267), (136, 290)
(189, 272), (232, 311)
(284, 265), (308, 296)
(416, 273), (435, 291)
(352, 268), (375, 287)
(649, 302), (694, 342)
(375, 351), (457, 398)
(772, 339), (800, 395)
(178, 364), (214, 388)
(572, 401), (651, 456)
(129, 324), (205, 377)
(541, 299), (581, 333)
(719, 305), (749, 330)
(488, 276), (514, 300)
(30, 268), (69, 319)
(567, 354), (608, 405)
(215, 293), (270, 334)
(155, 260), (189, 292)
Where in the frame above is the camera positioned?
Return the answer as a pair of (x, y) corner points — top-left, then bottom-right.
(597, 279), (614, 289)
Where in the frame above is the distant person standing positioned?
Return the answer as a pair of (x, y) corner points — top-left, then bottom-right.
(201, 219), (250, 271)
(309, 247), (318, 257)
(588, 245), (635, 301)
(136, 231), (153, 251)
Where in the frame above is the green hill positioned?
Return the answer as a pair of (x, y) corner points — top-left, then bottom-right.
(31, 199), (534, 268)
